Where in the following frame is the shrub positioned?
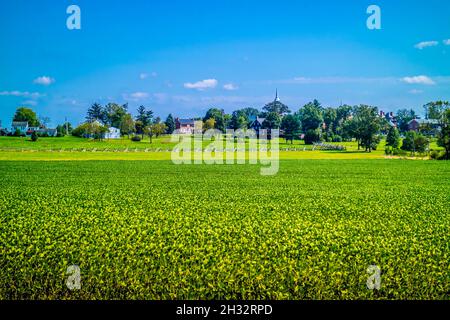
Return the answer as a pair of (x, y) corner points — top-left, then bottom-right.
(393, 148), (408, 156)
(430, 150), (446, 160)
(31, 131), (38, 142)
(401, 131), (429, 153)
(332, 135), (342, 142)
(13, 129), (23, 137)
(304, 129), (320, 145)
(131, 135), (142, 142)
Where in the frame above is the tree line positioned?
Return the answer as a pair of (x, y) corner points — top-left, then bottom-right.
(5, 99), (449, 159)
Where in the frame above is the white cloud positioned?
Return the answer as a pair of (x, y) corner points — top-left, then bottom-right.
(22, 100), (38, 106)
(139, 72), (157, 80)
(0, 91), (44, 98)
(130, 92), (149, 99)
(290, 76), (394, 84)
(401, 75), (436, 85)
(444, 39), (450, 46)
(184, 79), (218, 91)
(123, 92), (150, 101)
(33, 76), (55, 86)
(223, 83), (238, 91)
(408, 89), (423, 95)
(414, 41), (439, 49)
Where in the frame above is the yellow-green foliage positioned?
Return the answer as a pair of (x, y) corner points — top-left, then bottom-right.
(0, 160), (449, 299)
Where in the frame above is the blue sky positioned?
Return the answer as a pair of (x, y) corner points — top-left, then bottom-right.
(1, 0), (450, 126)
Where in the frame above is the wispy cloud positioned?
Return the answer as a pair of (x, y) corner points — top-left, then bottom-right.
(223, 83), (238, 91)
(444, 39), (450, 46)
(184, 79), (218, 91)
(286, 76), (396, 85)
(408, 89), (423, 95)
(401, 75), (435, 85)
(139, 72), (157, 80)
(123, 91), (150, 101)
(0, 91), (44, 98)
(414, 41), (439, 49)
(22, 100), (38, 106)
(33, 76), (55, 86)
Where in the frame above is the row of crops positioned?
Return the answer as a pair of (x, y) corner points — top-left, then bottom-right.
(0, 160), (449, 299)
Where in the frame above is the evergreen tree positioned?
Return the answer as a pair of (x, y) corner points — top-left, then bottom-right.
(165, 114), (176, 134)
(86, 103), (106, 124)
(386, 126), (400, 149)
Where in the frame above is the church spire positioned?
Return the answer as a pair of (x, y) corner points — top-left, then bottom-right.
(275, 89), (280, 102)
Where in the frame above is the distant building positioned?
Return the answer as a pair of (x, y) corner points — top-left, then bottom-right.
(175, 118), (195, 134)
(380, 111), (398, 128)
(408, 118), (439, 132)
(25, 126), (57, 137)
(11, 121), (29, 134)
(105, 127), (121, 139)
(249, 117), (265, 132)
(39, 128), (58, 137)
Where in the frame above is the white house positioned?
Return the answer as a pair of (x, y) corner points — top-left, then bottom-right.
(175, 118), (195, 134)
(104, 127), (121, 139)
(11, 121), (28, 134)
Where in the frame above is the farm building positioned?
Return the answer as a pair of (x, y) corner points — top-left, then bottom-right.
(26, 127), (57, 137)
(175, 118), (195, 134)
(104, 127), (121, 139)
(249, 116), (265, 132)
(408, 118), (439, 132)
(11, 121), (29, 134)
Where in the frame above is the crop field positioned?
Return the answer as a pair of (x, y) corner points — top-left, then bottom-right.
(1, 159), (449, 300)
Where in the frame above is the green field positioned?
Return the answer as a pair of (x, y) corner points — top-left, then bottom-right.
(0, 135), (440, 161)
(1, 160), (449, 299)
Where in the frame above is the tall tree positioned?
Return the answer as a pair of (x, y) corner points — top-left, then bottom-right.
(298, 100), (323, 132)
(346, 105), (382, 152)
(56, 122), (73, 136)
(396, 109), (416, 133)
(135, 120), (145, 138)
(104, 103), (128, 128)
(437, 108), (450, 160)
(335, 105), (352, 126)
(86, 103), (105, 124)
(120, 113), (135, 137)
(13, 107), (40, 127)
(402, 131), (429, 155)
(165, 114), (176, 134)
(144, 123), (166, 143)
(280, 114), (301, 144)
(153, 123), (167, 138)
(204, 118), (216, 130)
(240, 107), (260, 119)
(230, 110), (249, 130)
(203, 108), (225, 132)
(424, 101), (450, 120)
(262, 112), (281, 129)
(136, 105), (153, 127)
(263, 99), (290, 116)
(386, 126), (400, 149)
(323, 108), (337, 134)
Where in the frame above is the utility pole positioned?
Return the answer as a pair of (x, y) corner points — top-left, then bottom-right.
(65, 117), (69, 136)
